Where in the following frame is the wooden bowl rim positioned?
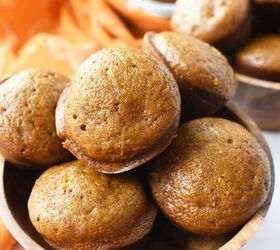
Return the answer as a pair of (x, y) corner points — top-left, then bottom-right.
(236, 73), (280, 90)
(0, 103), (275, 250)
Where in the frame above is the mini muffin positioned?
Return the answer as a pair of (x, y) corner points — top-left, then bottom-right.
(144, 32), (237, 118)
(171, 0), (252, 51)
(28, 160), (157, 250)
(235, 35), (280, 82)
(0, 68), (72, 168)
(56, 47), (181, 173)
(149, 118), (271, 235)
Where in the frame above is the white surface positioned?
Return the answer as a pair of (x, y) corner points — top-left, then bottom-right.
(244, 131), (280, 250)
(127, 0), (174, 17)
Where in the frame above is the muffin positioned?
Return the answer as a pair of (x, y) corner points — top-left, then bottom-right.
(0, 68), (72, 168)
(56, 47), (181, 174)
(235, 35), (280, 82)
(144, 32), (237, 118)
(28, 160), (157, 250)
(149, 118), (271, 235)
(171, 0), (252, 51)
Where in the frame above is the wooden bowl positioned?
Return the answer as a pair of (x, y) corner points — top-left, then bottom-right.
(232, 73), (280, 130)
(0, 103), (274, 250)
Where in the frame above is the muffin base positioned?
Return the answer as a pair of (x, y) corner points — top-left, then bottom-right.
(56, 89), (180, 174)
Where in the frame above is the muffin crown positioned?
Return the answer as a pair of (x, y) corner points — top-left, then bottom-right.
(28, 161), (157, 250)
(172, 0), (250, 43)
(0, 68), (71, 167)
(63, 48), (180, 170)
(236, 35), (280, 81)
(149, 118), (271, 235)
(144, 32), (237, 101)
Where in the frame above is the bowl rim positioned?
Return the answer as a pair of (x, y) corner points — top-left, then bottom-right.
(219, 102), (275, 249)
(236, 73), (280, 90)
(126, 0), (174, 18)
(0, 103), (275, 250)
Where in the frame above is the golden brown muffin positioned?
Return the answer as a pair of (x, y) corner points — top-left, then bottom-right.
(235, 35), (280, 82)
(149, 118), (271, 235)
(56, 47), (181, 173)
(28, 160), (157, 250)
(0, 68), (72, 168)
(144, 32), (237, 118)
(171, 0), (251, 51)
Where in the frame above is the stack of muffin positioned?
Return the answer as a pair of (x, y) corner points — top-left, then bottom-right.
(172, 0), (280, 81)
(0, 32), (271, 250)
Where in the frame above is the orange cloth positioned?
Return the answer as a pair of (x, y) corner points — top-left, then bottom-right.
(0, 219), (15, 250)
(70, 0), (142, 48)
(0, 0), (66, 51)
(0, 44), (15, 80)
(7, 32), (97, 77)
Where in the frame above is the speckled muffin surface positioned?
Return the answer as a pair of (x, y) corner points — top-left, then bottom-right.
(0, 68), (71, 168)
(28, 160), (157, 250)
(59, 47), (181, 173)
(149, 118), (271, 235)
(235, 35), (280, 81)
(172, 0), (250, 44)
(144, 32), (237, 116)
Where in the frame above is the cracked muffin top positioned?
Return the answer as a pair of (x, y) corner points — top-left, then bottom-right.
(149, 118), (271, 235)
(0, 68), (71, 168)
(172, 0), (251, 44)
(28, 160), (157, 250)
(58, 47), (181, 173)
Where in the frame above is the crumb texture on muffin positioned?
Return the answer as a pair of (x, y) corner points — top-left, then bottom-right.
(28, 160), (157, 250)
(149, 118), (271, 235)
(61, 47), (180, 172)
(0, 68), (71, 167)
(145, 32), (237, 100)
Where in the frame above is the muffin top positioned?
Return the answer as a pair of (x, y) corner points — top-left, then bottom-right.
(149, 118), (271, 235)
(172, 0), (250, 44)
(60, 47), (180, 173)
(235, 35), (280, 81)
(28, 160), (157, 250)
(0, 68), (71, 168)
(144, 32), (237, 102)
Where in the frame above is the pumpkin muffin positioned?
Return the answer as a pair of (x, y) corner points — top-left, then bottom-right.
(235, 35), (280, 82)
(56, 47), (181, 173)
(0, 68), (72, 168)
(28, 160), (157, 250)
(144, 32), (237, 118)
(171, 0), (251, 51)
(149, 118), (271, 235)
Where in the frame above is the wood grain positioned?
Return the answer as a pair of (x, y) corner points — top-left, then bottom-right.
(232, 73), (280, 130)
(0, 103), (275, 250)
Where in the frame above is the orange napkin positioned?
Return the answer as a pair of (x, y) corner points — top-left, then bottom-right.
(0, 219), (15, 250)
(0, 0), (66, 51)
(70, 0), (142, 48)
